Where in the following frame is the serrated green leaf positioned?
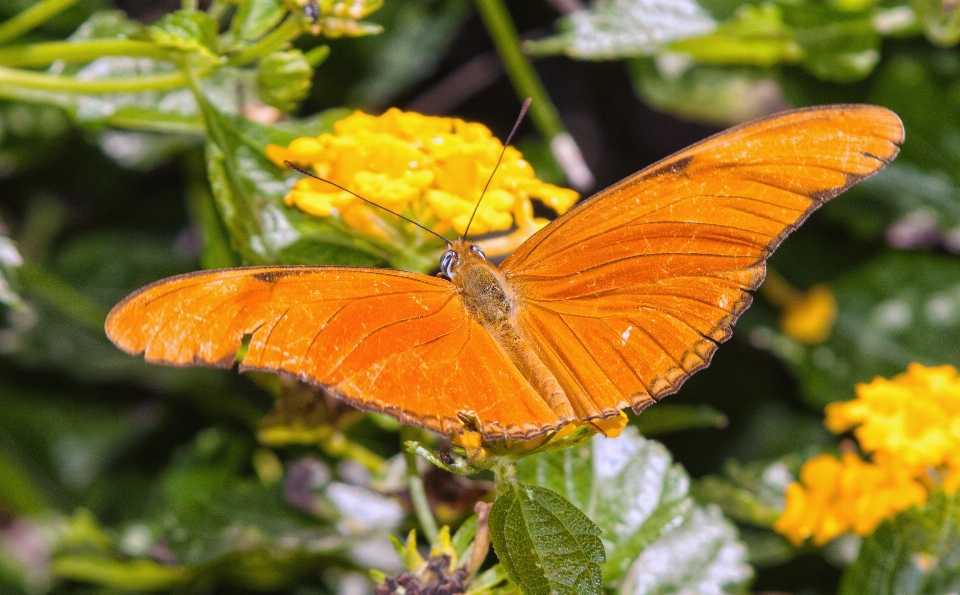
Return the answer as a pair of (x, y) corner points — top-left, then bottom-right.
(617, 506), (751, 595)
(516, 428), (688, 582)
(526, 0), (715, 60)
(840, 490), (960, 595)
(257, 49), (314, 112)
(489, 481), (604, 595)
(756, 251), (960, 408)
(632, 403), (728, 436)
(515, 428), (752, 591)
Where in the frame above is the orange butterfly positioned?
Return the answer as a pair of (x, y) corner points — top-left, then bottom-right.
(106, 105), (903, 440)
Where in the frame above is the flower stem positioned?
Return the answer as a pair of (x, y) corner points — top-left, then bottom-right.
(0, 65), (187, 93)
(0, 0), (79, 46)
(0, 39), (172, 67)
(401, 426), (440, 543)
(226, 14), (303, 67)
(473, 0), (593, 190)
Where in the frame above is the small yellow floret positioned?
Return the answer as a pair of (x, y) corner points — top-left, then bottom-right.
(826, 364), (960, 470)
(774, 451), (926, 546)
(266, 108), (579, 257)
(776, 363), (960, 547)
(780, 284), (837, 344)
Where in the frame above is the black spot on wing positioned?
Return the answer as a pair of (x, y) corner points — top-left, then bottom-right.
(640, 155), (693, 180)
(252, 270), (291, 284)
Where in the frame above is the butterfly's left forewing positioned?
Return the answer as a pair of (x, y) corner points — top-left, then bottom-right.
(106, 266), (564, 438)
(501, 105), (904, 420)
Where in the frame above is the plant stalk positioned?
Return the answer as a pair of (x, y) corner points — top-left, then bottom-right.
(0, 0), (79, 46)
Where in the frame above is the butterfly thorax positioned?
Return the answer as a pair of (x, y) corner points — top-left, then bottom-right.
(441, 241), (575, 419)
(442, 240), (516, 332)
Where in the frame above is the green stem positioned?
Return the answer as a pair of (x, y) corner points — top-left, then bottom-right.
(16, 264), (107, 332)
(226, 14), (303, 66)
(401, 427), (440, 543)
(473, 0), (564, 139)
(0, 65), (187, 93)
(0, 39), (172, 67)
(472, 0), (593, 190)
(320, 431), (387, 472)
(0, 0), (79, 46)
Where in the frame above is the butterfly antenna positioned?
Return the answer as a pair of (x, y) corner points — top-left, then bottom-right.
(283, 161), (451, 246)
(462, 98), (532, 240)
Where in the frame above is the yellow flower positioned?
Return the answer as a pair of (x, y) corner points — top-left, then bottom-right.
(775, 363), (960, 547)
(825, 364), (960, 470)
(266, 108), (579, 258)
(774, 451), (926, 546)
(779, 284), (837, 344)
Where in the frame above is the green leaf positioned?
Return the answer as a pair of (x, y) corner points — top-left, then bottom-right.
(515, 428), (752, 591)
(198, 98), (394, 267)
(783, 4), (880, 83)
(627, 59), (781, 125)
(147, 10), (219, 58)
(755, 251), (960, 408)
(668, 4), (796, 67)
(668, 3), (881, 82)
(840, 490), (960, 595)
(632, 403), (728, 436)
(489, 482), (604, 595)
(526, 0), (715, 59)
(257, 49), (314, 112)
(230, 0), (288, 42)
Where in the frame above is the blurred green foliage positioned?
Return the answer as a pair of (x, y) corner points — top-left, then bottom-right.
(2, 1), (960, 594)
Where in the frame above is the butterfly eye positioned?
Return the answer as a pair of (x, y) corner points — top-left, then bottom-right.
(440, 250), (459, 278)
(470, 245), (486, 260)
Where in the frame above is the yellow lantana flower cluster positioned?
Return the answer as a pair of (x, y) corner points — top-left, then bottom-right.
(774, 363), (960, 546)
(266, 108), (579, 256)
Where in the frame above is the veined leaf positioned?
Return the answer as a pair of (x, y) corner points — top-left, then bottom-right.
(516, 428), (752, 592)
(489, 482), (604, 595)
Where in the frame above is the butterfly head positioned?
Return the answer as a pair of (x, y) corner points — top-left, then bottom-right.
(440, 240), (488, 281)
